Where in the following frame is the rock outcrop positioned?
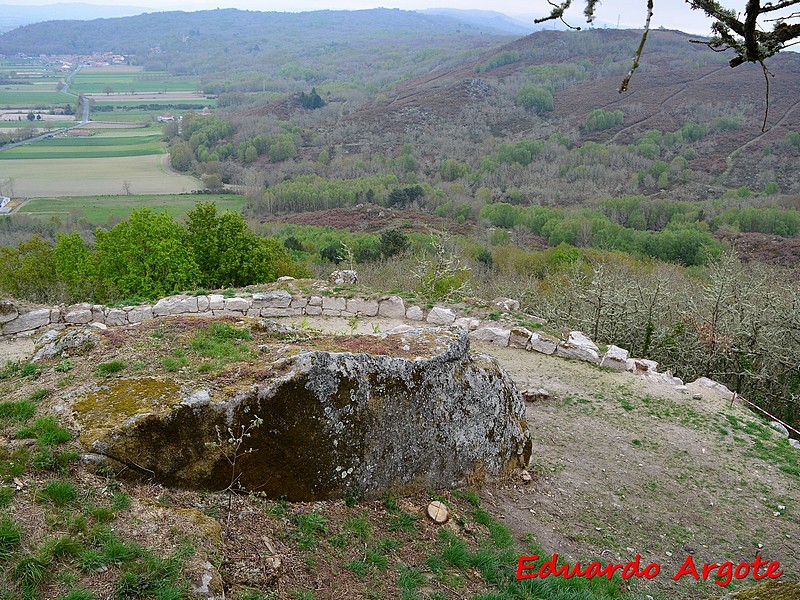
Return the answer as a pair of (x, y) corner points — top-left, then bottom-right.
(72, 327), (531, 501)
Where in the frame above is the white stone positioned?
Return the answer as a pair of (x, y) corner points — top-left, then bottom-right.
(493, 297), (520, 312)
(661, 371), (683, 386)
(127, 306), (153, 324)
(405, 305), (424, 321)
(49, 308), (63, 324)
(770, 421), (790, 438)
(632, 358), (659, 373)
(207, 294), (225, 311)
(90, 322), (107, 330)
(2, 308), (53, 334)
(64, 309), (92, 324)
(555, 331), (600, 364)
(308, 296), (322, 306)
(92, 305), (105, 322)
(692, 377), (733, 396)
(197, 296), (209, 312)
(328, 269), (358, 285)
(105, 309), (129, 326)
(291, 297), (309, 309)
(322, 309), (342, 316)
(509, 327), (532, 349)
(322, 296), (347, 311)
(790, 439), (800, 450)
(378, 296), (405, 319)
(600, 345), (629, 371)
(153, 296), (199, 316)
(453, 317), (480, 331)
(347, 298), (379, 316)
(471, 326), (511, 347)
(253, 290), (292, 308)
(389, 324), (415, 334)
(427, 307), (456, 325)
(224, 297), (251, 313)
(305, 305), (322, 316)
(527, 332), (558, 355)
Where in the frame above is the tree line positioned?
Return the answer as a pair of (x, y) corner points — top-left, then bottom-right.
(0, 203), (306, 305)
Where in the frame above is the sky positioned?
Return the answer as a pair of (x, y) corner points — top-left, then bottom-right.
(0, 0), (750, 36)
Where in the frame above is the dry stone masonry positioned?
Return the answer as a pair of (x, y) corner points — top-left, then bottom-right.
(0, 283), (743, 396)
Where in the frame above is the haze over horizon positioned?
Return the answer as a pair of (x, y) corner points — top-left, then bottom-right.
(0, 0), (745, 36)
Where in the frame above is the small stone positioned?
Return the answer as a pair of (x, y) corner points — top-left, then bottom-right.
(427, 500), (449, 523)
(521, 470), (532, 483)
(769, 421), (790, 438)
(692, 393), (703, 400)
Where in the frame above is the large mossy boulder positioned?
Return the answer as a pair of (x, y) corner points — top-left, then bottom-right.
(73, 327), (531, 500)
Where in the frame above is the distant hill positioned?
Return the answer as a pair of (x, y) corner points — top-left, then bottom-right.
(418, 8), (537, 35)
(0, 7), (517, 56)
(0, 2), (148, 33)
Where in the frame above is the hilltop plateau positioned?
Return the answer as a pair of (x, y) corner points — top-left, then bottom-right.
(0, 281), (798, 599)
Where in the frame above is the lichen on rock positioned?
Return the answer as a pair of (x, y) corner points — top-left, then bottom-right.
(71, 326), (531, 500)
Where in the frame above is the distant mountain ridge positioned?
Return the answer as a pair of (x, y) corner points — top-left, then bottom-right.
(0, 2), (149, 33)
(418, 8), (537, 35)
(0, 5), (521, 50)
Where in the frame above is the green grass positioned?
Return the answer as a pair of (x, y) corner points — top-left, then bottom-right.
(21, 194), (246, 225)
(0, 400), (37, 424)
(69, 71), (200, 94)
(39, 480), (78, 506)
(15, 415), (72, 446)
(292, 512), (328, 550)
(0, 514), (22, 559)
(96, 360), (126, 376)
(188, 322), (253, 366)
(0, 91), (73, 106)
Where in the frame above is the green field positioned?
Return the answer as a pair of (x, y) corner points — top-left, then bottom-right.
(19, 194), (247, 224)
(70, 71), (200, 94)
(91, 99), (215, 109)
(0, 129), (163, 160)
(0, 90), (73, 107)
(0, 154), (201, 197)
(0, 121), (74, 128)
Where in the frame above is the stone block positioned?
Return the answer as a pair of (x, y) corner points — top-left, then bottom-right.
(347, 298), (379, 316)
(427, 307), (456, 325)
(2, 308), (52, 335)
(405, 305), (424, 321)
(105, 309), (129, 326)
(322, 296), (347, 312)
(224, 297), (251, 313)
(252, 290), (292, 309)
(528, 332), (558, 355)
(600, 344), (629, 371)
(378, 296), (405, 319)
(471, 326), (511, 347)
(509, 327), (532, 349)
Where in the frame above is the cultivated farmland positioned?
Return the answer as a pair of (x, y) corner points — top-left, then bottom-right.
(18, 193), (246, 224)
(1, 154), (200, 197)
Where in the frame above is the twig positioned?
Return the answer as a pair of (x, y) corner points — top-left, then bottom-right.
(620, 0), (654, 93)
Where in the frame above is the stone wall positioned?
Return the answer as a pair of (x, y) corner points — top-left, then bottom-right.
(0, 290), (676, 382)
